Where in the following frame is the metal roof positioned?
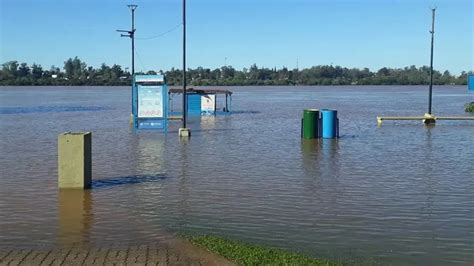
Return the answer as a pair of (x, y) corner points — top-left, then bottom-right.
(169, 87), (233, 95)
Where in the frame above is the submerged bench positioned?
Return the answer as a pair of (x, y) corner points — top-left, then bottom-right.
(377, 113), (474, 125)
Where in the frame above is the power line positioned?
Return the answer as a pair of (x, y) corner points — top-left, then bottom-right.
(134, 49), (147, 72)
(135, 23), (182, 40)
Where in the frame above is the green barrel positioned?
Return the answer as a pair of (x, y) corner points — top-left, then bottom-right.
(302, 109), (320, 139)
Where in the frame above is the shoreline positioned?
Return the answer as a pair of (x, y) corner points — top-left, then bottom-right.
(0, 234), (348, 266)
(0, 84), (467, 88)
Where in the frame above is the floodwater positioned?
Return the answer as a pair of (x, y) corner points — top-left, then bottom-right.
(0, 86), (473, 265)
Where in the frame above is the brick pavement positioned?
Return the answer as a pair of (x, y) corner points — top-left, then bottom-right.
(0, 240), (234, 266)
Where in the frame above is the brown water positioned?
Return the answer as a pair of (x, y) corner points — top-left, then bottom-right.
(0, 86), (473, 265)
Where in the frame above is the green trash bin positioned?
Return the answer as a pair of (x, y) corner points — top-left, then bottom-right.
(302, 109), (320, 139)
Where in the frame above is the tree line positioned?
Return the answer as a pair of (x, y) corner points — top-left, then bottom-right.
(0, 57), (471, 86)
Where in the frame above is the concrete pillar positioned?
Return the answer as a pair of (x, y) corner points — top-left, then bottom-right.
(58, 132), (92, 189)
(423, 113), (436, 124)
(179, 128), (191, 137)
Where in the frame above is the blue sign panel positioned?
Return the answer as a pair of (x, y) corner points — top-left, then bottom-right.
(137, 119), (166, 129)
(132, 74), (168, 131)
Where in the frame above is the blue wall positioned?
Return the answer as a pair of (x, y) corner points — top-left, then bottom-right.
(187, 94), (201, 115)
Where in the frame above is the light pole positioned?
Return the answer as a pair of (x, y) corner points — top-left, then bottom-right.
(179, 0), (190, 137)
(428, 8), (436, 115)
(117, 4), (137, 121)
(117, 5), (137, 77)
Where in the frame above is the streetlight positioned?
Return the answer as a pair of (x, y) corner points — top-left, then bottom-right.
(179, 0), (191, 137)
(116, 5), (137, 77)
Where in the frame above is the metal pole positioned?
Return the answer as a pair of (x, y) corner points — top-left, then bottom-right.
(428, 8), (436, 115)
(131, 6), (136, 76)
(225, 94), (228, 112)
(182, 0), (187, 128)
(117, 5), (137, 118)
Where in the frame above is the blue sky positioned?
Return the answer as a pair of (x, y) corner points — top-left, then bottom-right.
(1, 0), (472, 74)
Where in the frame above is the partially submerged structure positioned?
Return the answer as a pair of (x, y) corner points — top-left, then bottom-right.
(169, 88), (233, 115)
(131, 74), (168, 130)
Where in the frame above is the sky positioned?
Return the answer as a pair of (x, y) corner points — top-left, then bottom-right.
(0, 0), (473, 74)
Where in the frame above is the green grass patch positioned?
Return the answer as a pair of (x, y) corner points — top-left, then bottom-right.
(465, 102), (474, 113)
(187, 235), (340, 266)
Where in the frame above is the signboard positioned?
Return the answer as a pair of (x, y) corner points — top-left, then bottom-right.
(137, 85), (163, 118)
(132, 74), (168, 131)
(201, 94), (216, 114)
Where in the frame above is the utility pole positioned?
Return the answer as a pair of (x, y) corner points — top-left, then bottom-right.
(179, 0), (190, 137)
(117, 4), (137, 77)
(117, 5), (137, 122)
(428, 8), (436, 115)
(183, 0), (186, 129)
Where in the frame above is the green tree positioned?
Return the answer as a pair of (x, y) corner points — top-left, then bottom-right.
(2, 61), (19, 79)
(64, 57), (86, 80)
(18, 63), (30, 77)
(31, 64), (43, 79)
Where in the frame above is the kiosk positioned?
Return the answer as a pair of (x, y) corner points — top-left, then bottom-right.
(169, 88), (232, 116)
(132, 74), (168, 130)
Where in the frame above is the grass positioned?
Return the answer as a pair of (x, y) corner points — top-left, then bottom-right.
(187, 235), (341, 266)
(465, 102), (474, 113)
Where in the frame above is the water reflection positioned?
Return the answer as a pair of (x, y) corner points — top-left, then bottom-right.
(301, 139), (340, 177)
(135, 134), (166, 175)
(300, 139), (321, 177)
(178, 140), (190, 228)
(319, 139), (342, 210)
(200, 115), (216, 130)
(58, 189), (92, 247)
(321, 139), (340, 158)
(300, 139), (341, 194)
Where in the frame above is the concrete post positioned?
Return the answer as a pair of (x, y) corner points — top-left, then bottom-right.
(179, 127), (191, 137)
(58, 132), (92, 189)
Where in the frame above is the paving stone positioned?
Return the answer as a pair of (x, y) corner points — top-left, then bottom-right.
(1, 241), (233, 266)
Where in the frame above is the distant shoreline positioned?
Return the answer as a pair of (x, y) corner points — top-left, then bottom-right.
(1, 59), (470, 87)
(0, 84), (467, 87)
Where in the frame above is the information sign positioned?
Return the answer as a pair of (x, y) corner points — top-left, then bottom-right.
(201, 94), (216, 114)
(137, 85), (163, 118)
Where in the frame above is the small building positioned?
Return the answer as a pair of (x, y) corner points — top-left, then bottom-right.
(169, 88), (232, 115)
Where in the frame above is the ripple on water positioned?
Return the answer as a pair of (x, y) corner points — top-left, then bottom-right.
(0, 86), (473, 265)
